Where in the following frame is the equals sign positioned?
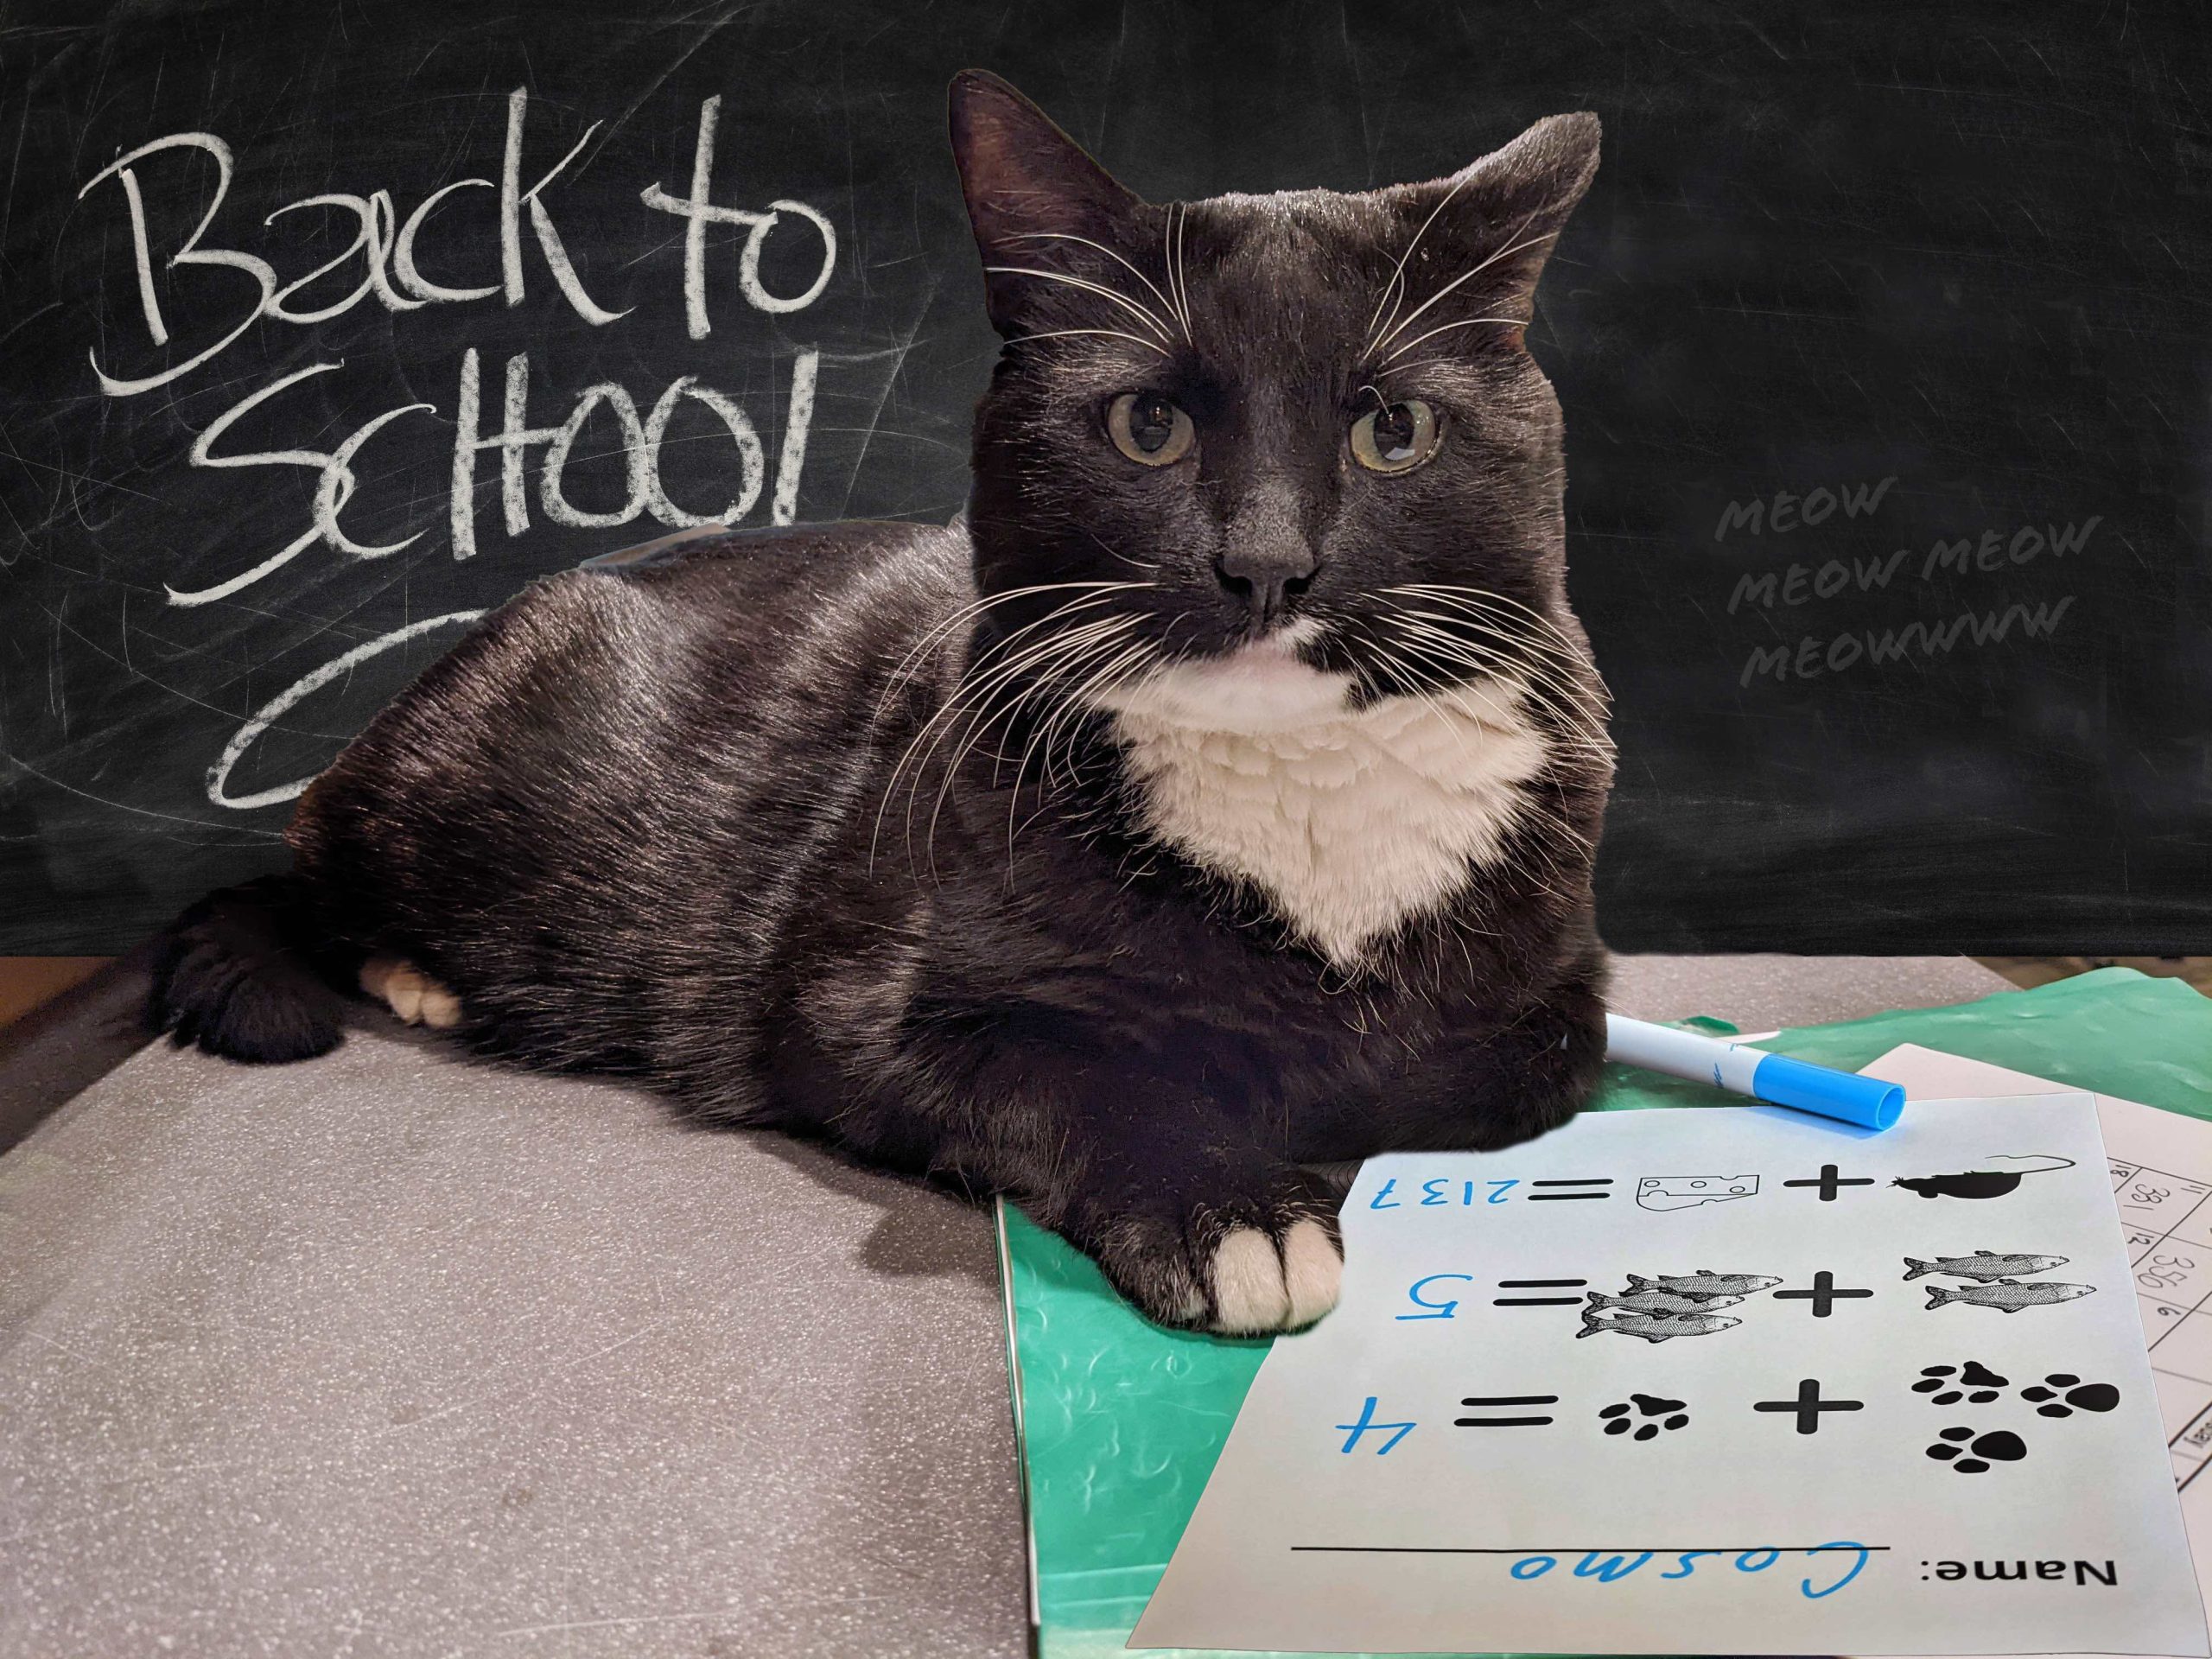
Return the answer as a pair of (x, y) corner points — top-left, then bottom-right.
(1455, 1395), (1558, 1427)
(1495, 1279), (1587, 1306)
(1528, 1179), (1613, 1201)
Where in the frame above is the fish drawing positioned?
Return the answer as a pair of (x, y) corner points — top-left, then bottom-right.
(1923, 1278), (2096, 1313)
(1903, 1251), (2069, 1282)
(1578, 1308), (1741, 1342)
(1624, 1270), (1783, 1300)
(1586, 1288), (1745, 1316)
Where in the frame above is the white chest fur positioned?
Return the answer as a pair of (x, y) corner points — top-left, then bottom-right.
(1100, 647), (1548, 966)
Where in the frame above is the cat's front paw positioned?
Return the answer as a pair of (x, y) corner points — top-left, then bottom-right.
(1207, 1218), (1343, 1333)
(1093, 1204), (1343, 1335)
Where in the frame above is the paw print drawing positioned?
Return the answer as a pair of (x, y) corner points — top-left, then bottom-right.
(2020, 1373), (2120, 1417)
(1600, 1394), (1689, 1440)
(1926, 1425), (2028, 1473)
(1912, 1361), (2008, 1404)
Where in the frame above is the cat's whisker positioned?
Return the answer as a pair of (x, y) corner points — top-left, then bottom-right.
(1007, 231), (1189, 346)
(902, 621), (1130, 879)
(1004, 327), (1172, 359)
(894, 607), (1135, 834)
(872, 593), (1146, 871)
(1380, 315), (1525, 364)
(925, 615), (1141, 869)
(1009, 639), (1160, 852)
(1382, 582), (1611, 680)
(1077, 528), (1163, 575)
(982, 264), (1174, 346)
(1376, 614), (1612, 759)
(1389, 610), (1601, 716)
(1370, 223), (1555, 359)
(1363, 168), (1480, 354)
(1159, 200), (1196, 342)
(1382, 603), (1613, 730)
(874, 580), (1151, 721)
(1387, 607), (1604, 704)
(1005, 633), (1156, 860)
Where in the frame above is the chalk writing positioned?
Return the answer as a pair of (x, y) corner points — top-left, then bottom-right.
(74, 88), (837, 810)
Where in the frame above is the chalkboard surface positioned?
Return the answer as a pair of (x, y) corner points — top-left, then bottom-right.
(3, 2), (2205, 955)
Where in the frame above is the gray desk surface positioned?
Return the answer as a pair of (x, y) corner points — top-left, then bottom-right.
(0, 954), (2012, 1657)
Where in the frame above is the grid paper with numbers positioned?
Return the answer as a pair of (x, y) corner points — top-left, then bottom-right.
(1863, 1044), (2212, 1659)
(2113, 1160), (2212, 1485)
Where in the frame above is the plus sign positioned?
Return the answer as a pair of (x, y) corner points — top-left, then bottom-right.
(1772, 1271), (1874, 1318)
(1754, 1378), (1865, 1434)
(1783, 1164), (1874, 1201)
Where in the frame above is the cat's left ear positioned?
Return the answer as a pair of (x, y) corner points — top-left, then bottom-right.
(948, 70), (1146, 334)
(1382, 112), (1601, 315)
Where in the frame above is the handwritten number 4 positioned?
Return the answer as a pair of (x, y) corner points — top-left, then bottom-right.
(1337, 1396), (1417, 1455)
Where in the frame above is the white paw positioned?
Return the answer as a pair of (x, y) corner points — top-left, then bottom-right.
(1206, 1219), (1343, 1334)
(359, 956), (461, 1029)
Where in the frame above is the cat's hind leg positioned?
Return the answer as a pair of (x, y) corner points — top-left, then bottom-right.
(359, 956), (463, 1030)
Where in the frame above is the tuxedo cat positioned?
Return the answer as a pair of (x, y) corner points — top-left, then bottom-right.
(149, 71), (1615, 1335)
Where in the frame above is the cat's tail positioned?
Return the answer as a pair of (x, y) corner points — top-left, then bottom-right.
(146, 874), (346, 1063)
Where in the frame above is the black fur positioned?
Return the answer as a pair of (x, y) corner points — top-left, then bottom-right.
(149, 874), (346, 1062)
(147, 73), (1615, 1333)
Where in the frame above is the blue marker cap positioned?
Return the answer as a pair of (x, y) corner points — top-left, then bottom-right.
(1749, 1053), (1904, 1131)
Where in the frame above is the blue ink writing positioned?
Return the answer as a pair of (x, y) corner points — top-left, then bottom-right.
(1335, 1396), (1416, 1455)
(1397, 1274), (1474, 1320)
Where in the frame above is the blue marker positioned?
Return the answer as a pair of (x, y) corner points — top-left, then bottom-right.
(1603, 1014), (1903, 1132)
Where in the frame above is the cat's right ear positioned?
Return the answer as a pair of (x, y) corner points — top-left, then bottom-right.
(949, 70), (1143, 333)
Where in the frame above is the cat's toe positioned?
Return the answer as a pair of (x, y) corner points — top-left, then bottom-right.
(1206, 1218), (1343, 1334)
(360, 956), (460, 1029)
(416, 982), (462, 1029)
(1281, 1217), (1343, 1325)
(1210, 1228), (1291, 1332)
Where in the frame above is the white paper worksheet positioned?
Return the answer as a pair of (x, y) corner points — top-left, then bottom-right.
(1132, 1096), (2207, 1656)
(1860, 1046), (2212, 1659)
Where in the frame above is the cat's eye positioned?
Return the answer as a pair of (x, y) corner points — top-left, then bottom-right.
(1350, 399), (1442, 474)
(1107, 392), (1196, 467)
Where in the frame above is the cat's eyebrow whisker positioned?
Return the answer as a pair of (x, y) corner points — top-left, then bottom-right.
(1166, 202), (1195, 342)
(982, 265), (1174, 346)
(1363, 168), (1482, 353)
(1370, 225), (1556, 359)
(1004, 327), (1173, 359)
(1007, 231), (1190, 346)
(1381, 315), (1524, 364)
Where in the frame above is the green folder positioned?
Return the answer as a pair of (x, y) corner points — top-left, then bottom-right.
(995, 968), (2212, 1659)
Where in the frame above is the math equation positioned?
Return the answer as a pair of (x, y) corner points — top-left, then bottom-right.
(1133, 1096), (2207, 1656)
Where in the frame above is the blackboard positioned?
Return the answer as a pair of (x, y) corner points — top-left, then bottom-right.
(3, 0), (2204, 956)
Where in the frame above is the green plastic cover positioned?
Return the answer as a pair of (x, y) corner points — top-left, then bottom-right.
(997, 968), (2212, 1659)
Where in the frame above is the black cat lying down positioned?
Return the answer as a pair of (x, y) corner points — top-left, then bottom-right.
(150, 72), (1615, 1335)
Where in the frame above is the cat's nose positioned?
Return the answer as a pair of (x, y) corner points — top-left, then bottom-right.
(1213, 547), (1317, 632)
(1215, 487), (1319, 632)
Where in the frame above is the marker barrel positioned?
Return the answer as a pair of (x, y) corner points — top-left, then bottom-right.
(1603, 1014), (1904, 1132)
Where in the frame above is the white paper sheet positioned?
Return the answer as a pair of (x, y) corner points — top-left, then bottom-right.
(1859, 1046), (2212, 1659)
(1133, 1096), (2207, 1656)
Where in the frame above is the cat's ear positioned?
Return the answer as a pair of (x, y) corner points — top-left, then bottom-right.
(1377, 113), (1600, 332)
(949, 70), (1145, 333)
